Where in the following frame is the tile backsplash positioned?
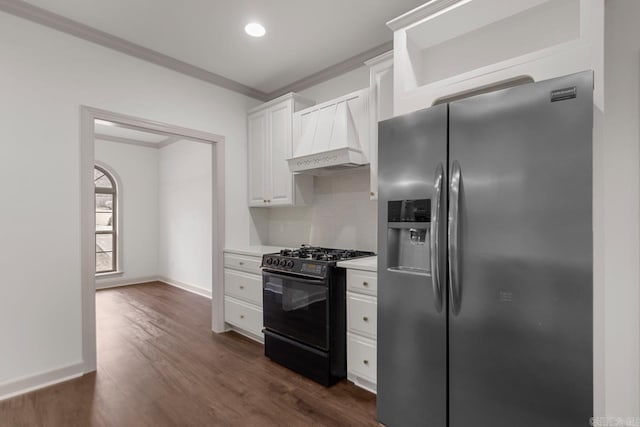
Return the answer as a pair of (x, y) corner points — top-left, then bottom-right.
(266, 170), (377, 252)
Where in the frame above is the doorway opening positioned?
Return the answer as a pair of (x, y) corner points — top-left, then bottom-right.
(80, 107), (226, 373)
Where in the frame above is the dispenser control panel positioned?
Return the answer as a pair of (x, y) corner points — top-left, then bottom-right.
(388, 199), (430, 222)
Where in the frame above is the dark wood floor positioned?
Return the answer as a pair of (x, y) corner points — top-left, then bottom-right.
(0, 282), (377, 426)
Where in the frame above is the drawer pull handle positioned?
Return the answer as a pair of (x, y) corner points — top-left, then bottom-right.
(363, 316), (369, 322)
(239, 261), (244, 266)
(240, 315), (245, 319)
(363, 281), (369, 287)
(239, 285), (245, 289)
(363, 360), (369, 365)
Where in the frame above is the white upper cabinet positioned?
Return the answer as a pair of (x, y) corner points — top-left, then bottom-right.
(365, 51), (394, 200)
(248, 111), (267, 205)
(247, 93), (315, 207)
(387, 0), (604, 115)
(268, 102), (293, 205)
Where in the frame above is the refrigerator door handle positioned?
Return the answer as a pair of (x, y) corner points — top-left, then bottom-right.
(448, 161), (462, 315)
(430, 163), (444, 313)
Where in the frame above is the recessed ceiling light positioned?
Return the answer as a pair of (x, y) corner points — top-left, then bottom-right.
(245, 22), (266, 38)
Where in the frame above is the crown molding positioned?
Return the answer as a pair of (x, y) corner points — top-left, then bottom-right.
(0, 0), (269, 101)
(1, 0), (395, 104)
(265, 41), (393, 100)
(386, 0), (465, 31)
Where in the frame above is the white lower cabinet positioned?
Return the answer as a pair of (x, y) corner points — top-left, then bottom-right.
(346, 269), (378, 393)
(223, 249), (266, 343)
(347, 293), (377, 339)
(347, 333), (377, 387)
(224, 296), (263, 338)
(224, 269), (262, 306)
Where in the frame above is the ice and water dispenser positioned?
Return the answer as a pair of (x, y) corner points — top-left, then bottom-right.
(386, 199), (431, 275)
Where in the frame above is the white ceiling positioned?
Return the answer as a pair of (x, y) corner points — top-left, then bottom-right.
(21, 0), (425, 95)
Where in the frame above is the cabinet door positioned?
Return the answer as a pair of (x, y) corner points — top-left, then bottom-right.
(267, 102), (294, 205)
(369, 59), (394, 201)
(248, 111), (267, 206)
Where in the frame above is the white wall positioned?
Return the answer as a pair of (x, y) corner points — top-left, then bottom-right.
(158, 140), (212, 294)
(264, 66), (378, 251)
(94, 140), (159, 284)
(267, 171), (377, 251)
(298, 66), (370, 103)
(600, 0), (640, 418)
(0, 11), (258, 389)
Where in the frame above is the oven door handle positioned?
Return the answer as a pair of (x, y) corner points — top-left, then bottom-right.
(264, 282), (283, 295)
(262, 271), (327, 286)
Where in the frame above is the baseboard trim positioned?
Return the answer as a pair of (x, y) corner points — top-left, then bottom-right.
(158, 276), (212, 299)
(95, 275), (159, 289)
(96, 276), (212, 300)
(0, 362), (85, 402)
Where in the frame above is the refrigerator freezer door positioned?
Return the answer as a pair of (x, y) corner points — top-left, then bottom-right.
(377, 104), (448, 427)
(448, 71), (593, 427)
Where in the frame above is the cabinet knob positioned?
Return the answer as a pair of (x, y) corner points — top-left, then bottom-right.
(240, 285), (245, 290)
(240, 314), (245, 319)
(363, 360), (369, 365)
(363, 281), (369, 287)
(263, 199), (267, 203)
(239, 261), (244, 266)
(363, 316), (369, 322)
(370, 191), (375, 197)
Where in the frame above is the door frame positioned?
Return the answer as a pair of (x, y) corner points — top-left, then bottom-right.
(80, 106), (226, 373)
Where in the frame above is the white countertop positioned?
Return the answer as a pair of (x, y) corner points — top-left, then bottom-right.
(223, 245), (284, 257)
(336, 256), (377, 272)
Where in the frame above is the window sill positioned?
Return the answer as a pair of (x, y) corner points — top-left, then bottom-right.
(96, 271), (124, 279)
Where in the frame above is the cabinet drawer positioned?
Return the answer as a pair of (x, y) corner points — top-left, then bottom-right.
(224, 269), (262, 306)
(224, 253), (262, 275)
(224, 297), (263, 337)
(348, 334), (377, 383)
(347, 293), (377, 338)
(347, 269), (378, 296)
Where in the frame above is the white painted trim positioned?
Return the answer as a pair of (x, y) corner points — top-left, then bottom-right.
(386, 0), (465, 31)
(95, 276), (212, 299)
(364, 50), (394, 67)
(81, 106), (226, 376)
(95, 275), (158, 289)
(265, 41), (394, 100)
(0, 0), (268, 101)
(95, 271), (124, 279)
(158, 276), (212, 299)
(0, 362), (84, 402)
(94, 133), (163, 149)
(248, 92), (315, 115)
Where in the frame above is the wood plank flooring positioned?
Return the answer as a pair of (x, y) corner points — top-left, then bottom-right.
(0, 282), (377, 426)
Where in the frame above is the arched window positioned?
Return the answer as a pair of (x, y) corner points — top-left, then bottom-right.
(94, 166), (117, 274)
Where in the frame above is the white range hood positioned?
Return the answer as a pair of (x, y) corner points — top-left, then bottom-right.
(288, 88), (370, 175)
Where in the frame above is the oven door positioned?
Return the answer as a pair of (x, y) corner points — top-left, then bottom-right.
(262, 270), (329, 350)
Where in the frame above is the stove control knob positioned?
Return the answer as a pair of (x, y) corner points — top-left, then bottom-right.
(266, 258), (273, 265)
(279, 259), (287, 267)
(286, 260), (294, 268)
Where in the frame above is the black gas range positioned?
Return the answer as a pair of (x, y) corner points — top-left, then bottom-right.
(263, 246), (375, 277)
(261, 245), (375, 386)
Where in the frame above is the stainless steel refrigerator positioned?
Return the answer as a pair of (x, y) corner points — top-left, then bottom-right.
(377, 71), (593, 427)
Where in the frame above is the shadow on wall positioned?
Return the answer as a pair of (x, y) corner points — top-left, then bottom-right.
(266, 170), (377, 251)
